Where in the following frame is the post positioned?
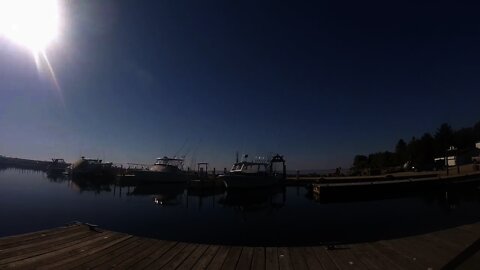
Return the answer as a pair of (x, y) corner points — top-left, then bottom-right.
(446, 155), (449, 176)
(213, 167), (216, 176)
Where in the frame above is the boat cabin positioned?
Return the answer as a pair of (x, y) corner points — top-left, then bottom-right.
(154, 157), (184, 167)
(150, 156), (185, 172)
(230, 162), (269, 174)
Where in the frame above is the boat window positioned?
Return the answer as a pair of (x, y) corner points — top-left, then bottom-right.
(232, 164), (243, 171)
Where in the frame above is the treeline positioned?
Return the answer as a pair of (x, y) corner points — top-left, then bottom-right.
(352, 121), (480, 174)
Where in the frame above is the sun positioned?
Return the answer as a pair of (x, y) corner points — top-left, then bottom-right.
(0, 0), (60, 55)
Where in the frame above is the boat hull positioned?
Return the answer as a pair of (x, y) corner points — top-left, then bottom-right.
(220, 174), (279, 189)
(132, 170), (188, 183)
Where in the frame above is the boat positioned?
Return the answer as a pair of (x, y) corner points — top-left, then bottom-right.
(46, 158), (69, 175)
(70, 157), (115, 178)
(219, 154), (286, 189)
(132, 156), (188, 183)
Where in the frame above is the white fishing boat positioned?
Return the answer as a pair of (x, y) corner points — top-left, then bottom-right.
(133, 156), (187, 183)
(219, 154), (286, 189)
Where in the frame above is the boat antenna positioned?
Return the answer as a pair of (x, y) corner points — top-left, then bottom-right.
(174, 138), (189, 158)
(235, 151), (239, 163)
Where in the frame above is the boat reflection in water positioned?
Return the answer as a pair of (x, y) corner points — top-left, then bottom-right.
(219, 186), (286, 213)
(70, 176), (112, 193)
(128, 183), (186, 206)
(46, 171), (68, 183)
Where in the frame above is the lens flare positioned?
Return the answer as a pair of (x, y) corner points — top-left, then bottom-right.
(0, 0), (63, 102)
(0, 0), (60, 54)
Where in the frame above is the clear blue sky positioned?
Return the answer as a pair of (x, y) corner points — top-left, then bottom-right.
(1, 0), (480, 170)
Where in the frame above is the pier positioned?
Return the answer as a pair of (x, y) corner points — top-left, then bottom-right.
(1, 222), (480, 269)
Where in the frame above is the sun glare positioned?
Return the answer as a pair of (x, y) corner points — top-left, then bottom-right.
(0, 0), (60, 54)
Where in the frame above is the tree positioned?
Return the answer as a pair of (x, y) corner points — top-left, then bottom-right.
(414, 133), (435, 170)
(453, 128), (475, 149)
(351, 120), (480, 173)
(353, 155), (368, 170)
(434, 123), (454, 156)
(395, 139), (408, 165)
(474, 121), (480, 142)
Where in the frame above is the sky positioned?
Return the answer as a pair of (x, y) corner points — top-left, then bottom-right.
(1, 0), (480, 170)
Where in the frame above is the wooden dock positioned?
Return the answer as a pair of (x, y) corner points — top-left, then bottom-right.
(1, 223), (480, 269)
(311, 171), (480, 196)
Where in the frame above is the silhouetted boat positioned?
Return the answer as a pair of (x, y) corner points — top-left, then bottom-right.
(132, 157), (188, 183)
(70, 157), (115, 178)
(46, 158), (69, 175)
(219, 154), (286, 189)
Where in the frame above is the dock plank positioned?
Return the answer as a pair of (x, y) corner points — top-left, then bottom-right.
(130, 240), (178, 269)
(251, 247), (266, 270)
(369, 241), (424, 270)
(392, 236), (448, 268)
(0, 225), (83, 250)
(93, 238), (157, 269)
(310, 246), (339, 270)
(37, 234), (132, 270)
(349, 243), (401, 270)
(112, 239), (170, 269)
(15, 232), (123, 269)
(265, 247), (279, 270)
(434, 227), (480, 248)
(300, 247), (324, 270)
(161, 243), (198, 270)
(277, 247), (293, 270)
(0, 229), (101, 265)
(288, 247), (308, 270)
(325, 245), (369, 270)
(71, 236), (146, 269)
(2, 231), (115, 269)
(144, 242), (188, 269)
(56, 234), (138, 269)
(0, 229), (93, 259)
(193, 245), (220, 270)
(236, 247), (254, 270)
(206, 246), (230, 270)
(220, 246), (242, 270)
(177, 244), (209, 270)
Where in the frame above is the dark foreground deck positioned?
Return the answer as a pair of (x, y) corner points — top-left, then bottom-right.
(1, 223), (480, 269)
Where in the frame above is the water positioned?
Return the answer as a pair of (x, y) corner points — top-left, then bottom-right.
(1, 168), (480, 246)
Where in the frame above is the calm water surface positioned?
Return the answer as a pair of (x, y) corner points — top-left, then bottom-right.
(1, 168), (480, 246)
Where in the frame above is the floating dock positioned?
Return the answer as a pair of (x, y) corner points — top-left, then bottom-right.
(312, 171), (480, 196)
(1, 222), (480, 269)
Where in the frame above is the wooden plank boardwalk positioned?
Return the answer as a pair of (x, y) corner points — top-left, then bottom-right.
(1, 223), (480, 269)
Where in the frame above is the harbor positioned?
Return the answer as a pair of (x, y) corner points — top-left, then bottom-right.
(2, 154), (480, 192)
(1, 0), (480, 268)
